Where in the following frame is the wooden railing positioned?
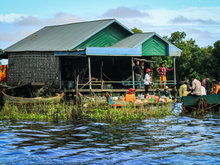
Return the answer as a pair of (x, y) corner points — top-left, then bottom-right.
(76, 80), (176, 91)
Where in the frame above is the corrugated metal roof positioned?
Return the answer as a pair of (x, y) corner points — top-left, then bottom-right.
(110, 33), (154, 48)
(4, 19), (133, 52)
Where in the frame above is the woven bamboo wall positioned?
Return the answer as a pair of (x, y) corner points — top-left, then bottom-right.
(7, 52), (60, 87)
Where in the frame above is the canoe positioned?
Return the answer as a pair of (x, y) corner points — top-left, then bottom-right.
(105, 93), (172, 107)
(110, 100), (171, 107)
(182, 94), (220, 113)
(2, 91), (64, 104)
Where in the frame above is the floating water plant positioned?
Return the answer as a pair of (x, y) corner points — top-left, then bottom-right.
(0, 100), (173, 122)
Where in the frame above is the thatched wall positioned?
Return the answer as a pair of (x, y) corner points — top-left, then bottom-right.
(7, 52), (60, 87)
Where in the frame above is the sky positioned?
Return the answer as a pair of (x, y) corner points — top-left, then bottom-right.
(1, 0), (220, 50)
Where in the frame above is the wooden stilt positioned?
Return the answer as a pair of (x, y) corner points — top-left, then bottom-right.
(59, 57), (62, 89)
(173, 57), (176, 85)
(173, 57), (177, 101)
(75, 74), (80, 106)
(88, 56), (92, 89)
(101, 58), (103, 90)
(131, 57), (135, 89)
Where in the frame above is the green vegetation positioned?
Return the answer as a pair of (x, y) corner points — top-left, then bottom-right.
(131, 28), (220, 82)
(1, 30), (219, 122)
(152, 31), (220, 81)
(131, 27), (143, 33)
(82, 104), (172, 122)
(0, 101), (173, 122)
(0, 101), (76, 121)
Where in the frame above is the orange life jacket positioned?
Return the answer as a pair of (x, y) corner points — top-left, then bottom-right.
(125, 93), (136, 102)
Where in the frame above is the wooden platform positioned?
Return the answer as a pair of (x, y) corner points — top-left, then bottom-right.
(67, 88), (167, 93)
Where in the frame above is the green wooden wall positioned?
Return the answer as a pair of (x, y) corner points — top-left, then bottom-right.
(142, 36), (168, 56)
(74, 22), (131, 49)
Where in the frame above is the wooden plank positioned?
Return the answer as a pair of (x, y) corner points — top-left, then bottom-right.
(134, 58), (155, 63)
(68, 88), (166, 93)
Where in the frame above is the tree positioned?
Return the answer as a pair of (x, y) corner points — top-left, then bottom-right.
(167, 31), (217, 81)
(131, 28), (143, 33)
(169, 31), (186, 44)
(129, 28), (219, 82)
(212, 40), (220, 80)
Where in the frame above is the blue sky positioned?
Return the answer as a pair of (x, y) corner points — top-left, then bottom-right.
(1, 0), (220, 50)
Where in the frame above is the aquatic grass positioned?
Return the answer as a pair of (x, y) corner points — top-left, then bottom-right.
(0, 99), (173, 122)
(81, 103), (173, 122)
(0, 101), (77, 121)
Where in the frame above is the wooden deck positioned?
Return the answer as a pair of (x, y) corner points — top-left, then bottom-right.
(67, 88), (167, 93)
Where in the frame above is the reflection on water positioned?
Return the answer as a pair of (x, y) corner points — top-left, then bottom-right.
(0, 103), (220, 165)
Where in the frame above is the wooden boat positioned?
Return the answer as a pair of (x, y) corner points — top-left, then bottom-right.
(104, 93), (172, 107)
(0, 83), (65, 104)
(2, 91), (64, 104)
(110, 100), (171, 107)
(182, 94), (220, 113)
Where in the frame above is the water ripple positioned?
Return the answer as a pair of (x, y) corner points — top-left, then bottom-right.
(0, 113), (219, 164)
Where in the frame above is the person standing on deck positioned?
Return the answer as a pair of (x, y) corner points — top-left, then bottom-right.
(133, 61), (143, 88)
(156, 63), (173, 88)
(144, 68), (152, 97)
(189, 76), (201, 96)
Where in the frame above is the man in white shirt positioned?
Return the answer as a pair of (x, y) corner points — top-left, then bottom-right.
(144, 68), (152, 96)
(190, 76), (201, 96)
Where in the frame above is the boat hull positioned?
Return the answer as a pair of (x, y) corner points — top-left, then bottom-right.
(182, 94), (220, 113)
(2, 91), (64, 104)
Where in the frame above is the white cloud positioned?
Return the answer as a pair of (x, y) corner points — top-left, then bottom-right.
(1, 6), (219, 49)
(0, 12), (84, 49)
(143, 6), (220, 26)
(47, 12), (83, 25)
(170, 15), (220, 25)
(15, 12), (83, 26)
(0, 33), (19, 42)
(0, 13), (26, 23)
(100, 7), (149, 18)
(16, 29), (36, 37)
(108, 6), (220, 47)
(16, 16), (42, 26)
(0, 12), (83, 27)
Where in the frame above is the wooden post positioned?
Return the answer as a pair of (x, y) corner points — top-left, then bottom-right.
(100, 58), (103, 90)
(76, 74), (79, 93)
(100, 58), (103, 80)
(101, 80), (104, 90)
(88, 56), (92, 89)
(59, 57), (62, 89)
(131, 57), (135, 89)
(75, 74), (80, 106)
(173, 57), (176, 85)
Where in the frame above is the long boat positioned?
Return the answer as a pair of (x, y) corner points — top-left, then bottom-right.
(182, 94), (220, 113)
(2, 91), (64, 104)
(104, 93), (172, 107)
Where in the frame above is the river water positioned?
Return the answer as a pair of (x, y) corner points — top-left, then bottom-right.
(0, 103), (220, 165)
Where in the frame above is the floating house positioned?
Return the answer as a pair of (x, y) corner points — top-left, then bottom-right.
(2, 19), (181, 92)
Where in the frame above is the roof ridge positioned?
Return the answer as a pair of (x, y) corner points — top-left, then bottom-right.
(45, 18), (115, 28)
